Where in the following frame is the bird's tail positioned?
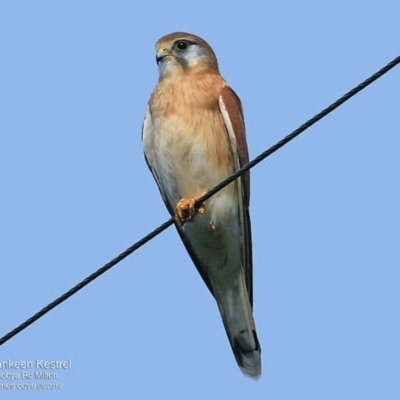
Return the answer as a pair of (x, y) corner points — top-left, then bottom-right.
(215, 271), (261, 379)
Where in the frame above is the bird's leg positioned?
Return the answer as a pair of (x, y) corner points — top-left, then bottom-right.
(175, 198), (206, 227)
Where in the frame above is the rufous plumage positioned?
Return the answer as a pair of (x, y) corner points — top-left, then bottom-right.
(142, 32), (261, 378)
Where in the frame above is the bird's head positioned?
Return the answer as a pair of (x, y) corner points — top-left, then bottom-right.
(155, 32), (219, 79)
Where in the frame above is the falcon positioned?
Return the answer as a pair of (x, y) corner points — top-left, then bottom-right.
(142, 32), (261, 378)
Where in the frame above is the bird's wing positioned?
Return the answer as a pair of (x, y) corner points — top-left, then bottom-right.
(218, 85), (253, 306)
(142, 107), (173, 214)
(142, 106), (215, 295)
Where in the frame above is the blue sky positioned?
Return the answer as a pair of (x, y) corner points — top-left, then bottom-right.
(1, 1), (399, 399)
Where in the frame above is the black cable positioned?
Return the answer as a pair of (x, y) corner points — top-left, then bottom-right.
(196, 55), (400, 206)
(1, 54), (399, 348)
(0, 217), (174, 347)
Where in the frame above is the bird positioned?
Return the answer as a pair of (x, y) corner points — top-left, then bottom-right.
(142, 32), (261, 379)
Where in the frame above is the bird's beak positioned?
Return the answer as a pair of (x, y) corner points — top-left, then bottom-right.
(156, 47), (169, 65)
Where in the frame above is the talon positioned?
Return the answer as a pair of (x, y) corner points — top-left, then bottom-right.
(175, 198), (206, 227)
(198, 203), (206, 214)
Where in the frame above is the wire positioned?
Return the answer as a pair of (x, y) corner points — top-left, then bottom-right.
(0, 217), (174, 347)
(196, 55), (400, 206)
(1, 54), (399, 348)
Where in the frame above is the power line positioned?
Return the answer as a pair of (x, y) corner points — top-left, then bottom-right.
(196, 55), (400, 206)
(1, 54), (399, 348)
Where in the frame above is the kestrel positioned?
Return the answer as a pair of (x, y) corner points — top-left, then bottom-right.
(142, 32), (261, 378)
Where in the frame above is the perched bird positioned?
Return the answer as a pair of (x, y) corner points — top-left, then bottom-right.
(142, 32), (261, 378)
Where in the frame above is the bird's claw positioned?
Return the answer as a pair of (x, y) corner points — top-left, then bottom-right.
(175, 198), (205, 227)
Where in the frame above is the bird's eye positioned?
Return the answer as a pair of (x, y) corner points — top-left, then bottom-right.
(176, 41), (189, 51)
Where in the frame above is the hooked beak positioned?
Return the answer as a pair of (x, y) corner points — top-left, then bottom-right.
(156, 54), (165, 65)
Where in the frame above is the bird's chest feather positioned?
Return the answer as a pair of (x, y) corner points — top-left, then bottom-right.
(145, 79), (235, 206)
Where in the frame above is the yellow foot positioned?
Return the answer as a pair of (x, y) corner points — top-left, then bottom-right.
(175, 198), (206, 227)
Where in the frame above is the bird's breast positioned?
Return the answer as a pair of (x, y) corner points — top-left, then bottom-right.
(144, 76), (238, 221)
